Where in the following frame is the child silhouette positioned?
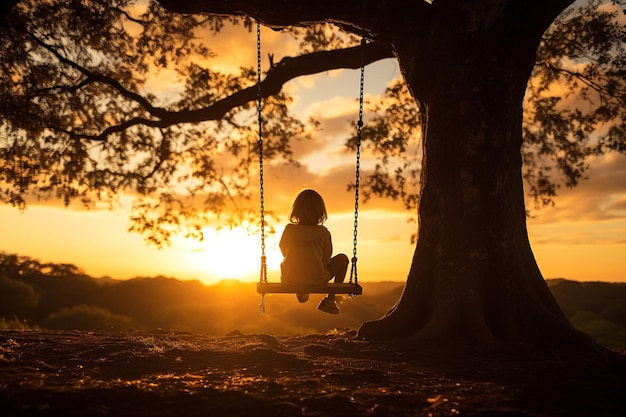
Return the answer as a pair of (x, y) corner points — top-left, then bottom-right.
(279, 189), (349, 314)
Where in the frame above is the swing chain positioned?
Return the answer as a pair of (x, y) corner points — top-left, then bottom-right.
(350, 20), (366, 286)
(256, 11), (365, 293)
(257, 18), (267, 285)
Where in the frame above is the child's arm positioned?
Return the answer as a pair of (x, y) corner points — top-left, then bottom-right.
(279, 224), (290, 256)
(323, 229), (333, 265)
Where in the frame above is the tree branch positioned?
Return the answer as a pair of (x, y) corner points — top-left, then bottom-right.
(73, 42), (395, 141)
(185, 41), (395, 121)
(156, 0), (431, 39)
(20, 27), (169, 119)
(543, 61), (626, 101)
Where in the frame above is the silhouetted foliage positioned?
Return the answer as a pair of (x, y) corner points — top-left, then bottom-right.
(1, 1), (624, 243)
(0, 253), (102, 321)
(0, 0), (347, 245)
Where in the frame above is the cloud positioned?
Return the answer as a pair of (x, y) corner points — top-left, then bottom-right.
(531, 228), (626, 246)
(607, 197), (626, 211)
(262, 159), (411, 222)
(195, 21), (301, 74)
(529, 153), (626, 224)
(304, 95), (359, 120)
(282, 94), (362, 169)
(293, 74), (318, 90)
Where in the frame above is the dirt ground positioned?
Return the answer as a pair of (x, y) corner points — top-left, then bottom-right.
(1, 329), (624, 417)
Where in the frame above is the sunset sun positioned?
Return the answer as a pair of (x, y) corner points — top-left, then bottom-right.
(185, 227), (282, 283)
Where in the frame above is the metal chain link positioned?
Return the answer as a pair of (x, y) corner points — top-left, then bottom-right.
(257, 19), (267, 285)
(350, 33), (366, 286)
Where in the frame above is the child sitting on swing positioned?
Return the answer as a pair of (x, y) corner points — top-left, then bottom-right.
(279, 189), (349, 315)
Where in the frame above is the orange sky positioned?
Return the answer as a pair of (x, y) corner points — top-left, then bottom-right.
(1, 12), (624, 285)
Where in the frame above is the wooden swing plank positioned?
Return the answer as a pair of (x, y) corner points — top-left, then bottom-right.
(257, 282), (362, 295)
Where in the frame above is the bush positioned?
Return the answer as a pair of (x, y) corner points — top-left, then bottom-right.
(602, 303), (626, 325)
(0, 275), (39, 319)
(43, 305), (138, 331)
(570, 310), (626, 350)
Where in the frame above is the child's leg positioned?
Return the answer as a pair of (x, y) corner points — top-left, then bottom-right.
(325, 254), (349, 300)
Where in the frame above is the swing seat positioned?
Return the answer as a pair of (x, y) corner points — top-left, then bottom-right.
(257, 282), (362, 295)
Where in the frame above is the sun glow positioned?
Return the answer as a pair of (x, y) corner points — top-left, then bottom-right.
(185, 227), (283, 283)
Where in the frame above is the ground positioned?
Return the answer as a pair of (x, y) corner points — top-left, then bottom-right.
(0, 329), (624, 416)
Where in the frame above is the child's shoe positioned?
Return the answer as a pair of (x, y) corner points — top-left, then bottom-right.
(296, 293), (310, 303)
(317, 297), (340, 314)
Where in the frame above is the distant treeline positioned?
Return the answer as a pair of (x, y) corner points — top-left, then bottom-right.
(1, 252), (625, 349)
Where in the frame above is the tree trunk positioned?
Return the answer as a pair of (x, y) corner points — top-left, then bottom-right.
(358, 2), (591, 346)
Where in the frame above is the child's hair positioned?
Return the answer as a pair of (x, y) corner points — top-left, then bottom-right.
(288, 189), (328, 225)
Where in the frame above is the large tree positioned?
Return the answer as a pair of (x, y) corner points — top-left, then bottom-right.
(1, 0), (624, 344)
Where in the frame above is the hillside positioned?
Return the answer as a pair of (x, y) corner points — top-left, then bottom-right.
(1, 253), (625, 349)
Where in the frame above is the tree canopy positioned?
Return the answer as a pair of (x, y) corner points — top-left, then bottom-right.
(0, 0), (623, 246)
